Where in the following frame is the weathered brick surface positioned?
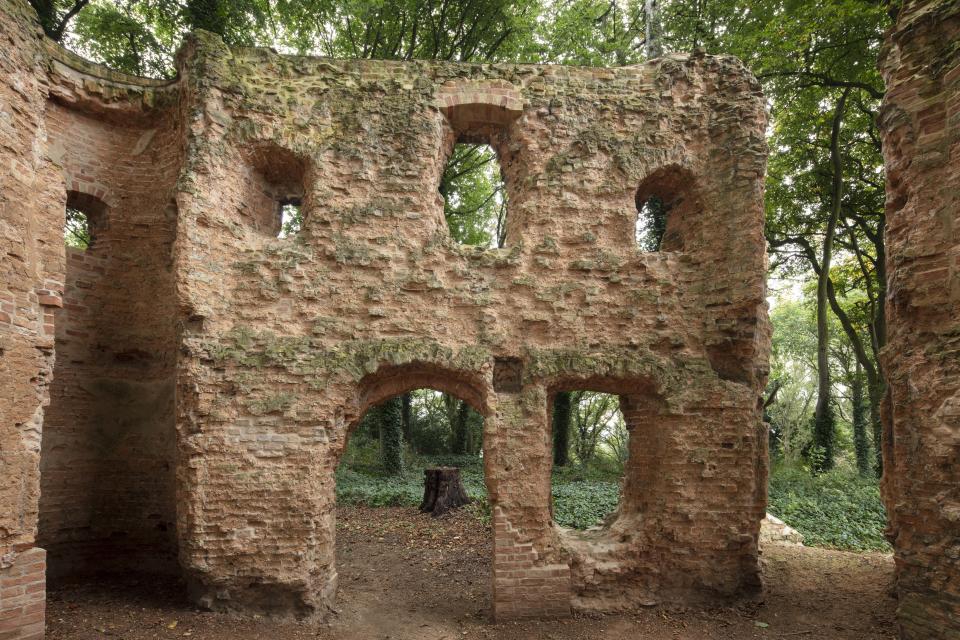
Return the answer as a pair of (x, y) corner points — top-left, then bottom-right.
(0, 548), (46, 640)
(0, 3), (60, 638)
(879, 1), (960, 638)
(0, 0), (774, 632)
(171, 37), (770, 619)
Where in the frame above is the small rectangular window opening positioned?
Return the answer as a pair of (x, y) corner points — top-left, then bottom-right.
(278, 199), (303, 238)
(65, 206), (92, 250)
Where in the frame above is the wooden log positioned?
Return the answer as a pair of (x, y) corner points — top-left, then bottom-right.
(420, 467), (471, 516)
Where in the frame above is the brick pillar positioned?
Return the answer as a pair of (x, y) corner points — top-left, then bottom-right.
(0, 548), (46, 640)
(487, 382), (571, 620)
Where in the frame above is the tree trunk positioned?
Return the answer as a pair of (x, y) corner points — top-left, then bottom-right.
(448, 398), (470, 454)
(401, 392), (413, 440)
(812, 88), (851, 473)
(552, 392), (571, 467)
(420, 467), (470, 516)
(644, 0), (662, 59)
(868, 378), (884, 476)
(852, 361), (871, 476)
(375, 397), (404, 476)
(29, 0), (57, 38)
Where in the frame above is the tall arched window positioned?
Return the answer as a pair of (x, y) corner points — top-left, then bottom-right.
(440, 143), (507, 249)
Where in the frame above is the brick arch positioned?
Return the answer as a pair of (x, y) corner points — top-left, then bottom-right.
(432, 81), (526, 250)
(434, 79), (524, 139)
(352, 362), (492, 429)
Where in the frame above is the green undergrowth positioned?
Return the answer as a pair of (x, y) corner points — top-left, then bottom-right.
(335, 447), (621, 530)
(337, 446), (890, 549)
(767, 464), (890, 552)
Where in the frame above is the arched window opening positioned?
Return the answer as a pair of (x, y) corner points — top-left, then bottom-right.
(338, 388), (486, 502)
(635, 194), (669, 251)
(243, 144), (308, 238)
(550, 390), (628, 529)
(65, 206), (91, 249)
(634, 165), (699, 252)
(440, 143), (507, 249)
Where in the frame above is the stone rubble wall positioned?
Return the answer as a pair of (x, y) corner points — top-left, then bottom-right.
(879, 1), (960, 638)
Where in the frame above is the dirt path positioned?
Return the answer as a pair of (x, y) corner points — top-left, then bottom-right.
(46, 506), (897, 639)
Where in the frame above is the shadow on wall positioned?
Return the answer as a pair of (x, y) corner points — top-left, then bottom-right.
(38, 190), (179, 580)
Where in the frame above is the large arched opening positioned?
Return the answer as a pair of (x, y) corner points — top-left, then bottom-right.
(332, 364), (496, 631)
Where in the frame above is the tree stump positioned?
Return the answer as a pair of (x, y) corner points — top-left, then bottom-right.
(420, 467), (470, 516)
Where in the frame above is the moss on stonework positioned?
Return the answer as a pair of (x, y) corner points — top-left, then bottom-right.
(246, 392), (296, 415)
(523, 347), (684, 394)
(201, 329), (492, 387)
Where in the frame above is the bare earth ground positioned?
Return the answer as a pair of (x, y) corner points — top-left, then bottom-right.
(47, 506), (897, 639)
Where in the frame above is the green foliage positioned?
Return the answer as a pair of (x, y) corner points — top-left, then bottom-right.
(768, 464), (889, 551)
(811, 400), (836, 473)
(364, 397), (405, 476)
(336, 447), (624, 530)
(570, 391), (624, 465)
(276, 0), (540, 62)
(71, 1), (175, 76)
(537, 0), (645, 66)
(441, 144), (506, 248)
(278, 202), (302, 238)
(551, 480), (620, 530)
(335, 451), (487, 507)
(635, 195), (667, 251)
(64, 206), (90, 249)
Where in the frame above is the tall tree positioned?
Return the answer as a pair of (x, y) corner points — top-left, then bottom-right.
(29, 0), (90, 41)
(809, 87), (851, 472)
(644, 0), (661, 58)
(372, 397), (405, 476)
(660, 0), (889, 474)
(571, 392), (621, 464)
(401, 392), (413, 440)
(552, 392), (572, 467)
(851, 360), (871, 476)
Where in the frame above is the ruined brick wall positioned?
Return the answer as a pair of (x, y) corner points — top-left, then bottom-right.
(879, 1), (960, 638)
(1, 0), (771, 631)
(173, 38), (770, 618)
(1, 3), (184, 635)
